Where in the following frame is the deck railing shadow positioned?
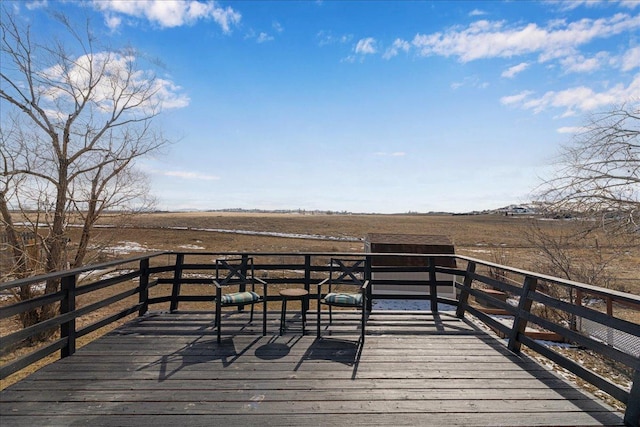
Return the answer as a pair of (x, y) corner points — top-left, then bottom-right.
(294, 337), (363, 380)
(135, 333), (261, 381)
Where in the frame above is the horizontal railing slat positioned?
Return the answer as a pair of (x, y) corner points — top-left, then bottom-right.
(519, 334), (630, 404)
(522, 311), (639, 369)
(529, 290), (640, 337)
(0, 290), (65, 320)
(0, 338), (66, 379)
(76, 270), (141, 296)
(76, 305), (141, 338)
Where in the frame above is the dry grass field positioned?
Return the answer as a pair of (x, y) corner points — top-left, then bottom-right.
(84, 212), (639, 293)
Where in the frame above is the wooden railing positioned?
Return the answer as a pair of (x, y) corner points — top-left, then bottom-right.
(0, 251), (638, 425)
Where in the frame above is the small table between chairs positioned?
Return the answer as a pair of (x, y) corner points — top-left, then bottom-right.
(279, 288), (308, 335)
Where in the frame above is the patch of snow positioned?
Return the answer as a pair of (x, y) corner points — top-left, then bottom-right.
(372, 299), (457, 311)
(178, 244), (205, 250)
(0, 281), (46, 301)
(186, 227), (362, 242)
(465, 249), (491, 254)
(101, 241), (161, 254)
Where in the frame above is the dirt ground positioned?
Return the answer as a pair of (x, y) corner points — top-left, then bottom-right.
(85, 212), (639, 293)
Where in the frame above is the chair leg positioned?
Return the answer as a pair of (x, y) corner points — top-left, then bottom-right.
(216, 301), (222, 344)
(280, 297), (287, 336)
(249, 304), (255, 323)
(317, 303), (321, 338)
(262, 298), (267, 336)
(361, 307), (366, 344)
(302, 297), (307, 335)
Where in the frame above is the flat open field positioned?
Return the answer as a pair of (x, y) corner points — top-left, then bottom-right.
(84, 212), (639, 294)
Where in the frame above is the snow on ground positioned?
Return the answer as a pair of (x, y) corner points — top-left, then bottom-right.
(177, 244), (206, 250)
(186, 227), (361, 242)
(372, 299), (457, 311)
(99, 241), (161, 254)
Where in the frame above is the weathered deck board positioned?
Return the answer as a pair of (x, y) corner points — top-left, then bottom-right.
(0, 311), (625, 426)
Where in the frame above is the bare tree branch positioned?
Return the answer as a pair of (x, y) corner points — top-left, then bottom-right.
(1, 8), (180, 331)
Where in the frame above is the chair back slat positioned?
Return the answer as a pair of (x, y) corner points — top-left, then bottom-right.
(330, 258), (364, 285)
(216, 257), (254, 287)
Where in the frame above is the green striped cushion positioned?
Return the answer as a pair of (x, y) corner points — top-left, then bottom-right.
(324, 292), (362, 306)
(221, 291), (261, 304)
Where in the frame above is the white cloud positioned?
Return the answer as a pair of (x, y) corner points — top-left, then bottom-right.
(164, 171), (220, 180)
(500, 90), (535, 105)
(549, 0), (640, 10)
(383, 38), (410, 59)
(469, 9), (487, 17)
(451, 76), (490, 90)
(92, 0), (241, 32)
(410, 14), (640, 63)
(501, 62), (529, 78)
(355, 37), (377, 55)
(273, 21), (284, 33)
(39, 51), (189, 113)
(619, 0), (640, 8)
(317, 30), (352, 47)
(503, 74), (640, 114)
(621, 46), (640, 71)
(373, 151), (406, 157)
(257, 32), (273, 43)
(151, 78), (191, 109)
(560, 52), (608, 73)
(104, 14), (122, 31)
(556, 126), (585, 134)
(25, 0), (47, 10)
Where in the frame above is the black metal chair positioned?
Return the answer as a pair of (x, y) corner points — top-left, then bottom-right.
(213, 257), (267, 343)
(317, 258), (369, 343)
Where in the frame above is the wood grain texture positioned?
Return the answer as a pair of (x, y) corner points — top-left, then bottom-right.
(0, 311), (625, 426)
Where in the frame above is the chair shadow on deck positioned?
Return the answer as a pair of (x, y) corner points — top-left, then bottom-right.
(294, 337), (363, 380)
(135, 334), (262, 381)
(254, 335), (302, 360)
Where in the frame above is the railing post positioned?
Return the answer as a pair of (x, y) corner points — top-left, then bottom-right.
(60, 274), (77, 358)
(456, 261), (476, 318)
(304, 255), (311, 314)
(170, 253), (184, 312)
(428, 256), (438, 313)
(238, 253), (249, 312)
(365, 254), (372, 312)
(507, 275), (538, 354)
(139, 257), (150, 317)
(624, 368), (640, 427)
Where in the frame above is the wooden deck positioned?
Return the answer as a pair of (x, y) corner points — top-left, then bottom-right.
(0, 310), (625, 426)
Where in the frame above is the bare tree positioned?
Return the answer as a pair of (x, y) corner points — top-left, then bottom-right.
(1, 10), (180, 329)
(538, 102), (639, 235)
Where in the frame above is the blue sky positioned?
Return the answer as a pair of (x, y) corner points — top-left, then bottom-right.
(11, 0), (640, 213)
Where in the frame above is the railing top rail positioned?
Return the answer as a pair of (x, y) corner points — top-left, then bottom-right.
(2, 250), (638, 306)
(455, 254), (640, 305)
(0, 251), (168, 291)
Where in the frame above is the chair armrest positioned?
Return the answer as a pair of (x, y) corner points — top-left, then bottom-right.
(213, 280), (223, 290)
(317, 278), (330, 300)
(360, 280), (371, 291)
(317, 278), (330, 289)
(257, 277), (267, 297)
